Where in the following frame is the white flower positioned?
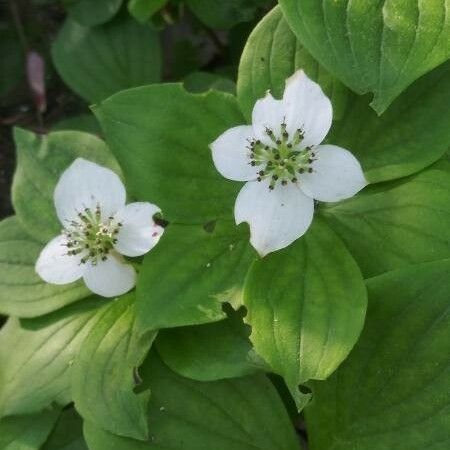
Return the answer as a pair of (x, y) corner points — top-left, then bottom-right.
(211, 70), (367, 257)
(36, 158), (164, 297)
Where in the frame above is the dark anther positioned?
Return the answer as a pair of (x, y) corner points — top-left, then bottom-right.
(118, 222), (123, 227)
(311, 152), (315, 157)
(287, 143), (292, 148)
(85, 244), (89, 249)
(109, 216), (114, 220)
(272, 175), (279, 180)
(81, 258), (86, 264)
(299, 168), (305, 174)
(89, 251), (95, 257)
(256, 140), (261, 145)
(102, 256), (107, 261)
(67, 242), (73, 248)
(265, 145), (269, 150)
(308, 168), (313, 173)
(276, 140), (282, 145)
(113, 239), (118, 244)
(280, 161), (285, 166)
(259, 170), (265, 176)
(274, 154), (280, 160)
(266, 128), (273, 135)
(257, 177), (262, 182)
(84, 207), (89, 212)
(281, 180), (287, 186)
(269, 185), (274, 190)
(292, 177), (298, 182)
(251, 161), (256, 166)
(282, 132), (289, 139)
(308, 159), (313, 164)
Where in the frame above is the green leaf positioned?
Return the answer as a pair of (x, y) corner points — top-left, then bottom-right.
(306, 259), (450, 450)
(0, 216), (89, 318)
(244, 218), (367, 404)
(185, 0), (266, 29)
(0, 298), (104, 417)
(95, 84), (245, 223)
(72, 294), (155, 441)
(52, 114), (102, 135)
(84, 353), (299, 450)
(184, 72), (236, 95)
(136, 221), (256, 334)
(52, 16), (161, 104)
(156, 307), (266, 381)
(42, 409), (88, 450)
(237, 6), (349, 121)
(127, 0), (167, 23)
(0, 410), (60, 450)
(322, 157), (450, 278)
(280, 0), (450, 114)
(63, 0), (122, 27)
(11, 128), (121, 244)
(331, 60), (450, 183)
(238, 6), (450, 184)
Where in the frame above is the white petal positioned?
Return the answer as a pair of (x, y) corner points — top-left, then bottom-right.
(113, 202), (164, 257)
(83, 254), (136, 298)
(282, 70), (332, 148)
(252, 93), (285, 146)
(300, 145), (367, 202)
(54, 158), (126, 225)
(235, 179), (314, 257)
(210, 125), (258, 181)
(35, 235), (84, 285)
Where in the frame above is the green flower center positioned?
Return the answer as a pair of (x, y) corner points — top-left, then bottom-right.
(249, 123), (316, 190)
(63, 205), (122, 265)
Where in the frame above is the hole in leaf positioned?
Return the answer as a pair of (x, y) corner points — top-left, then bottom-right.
(203, 220), (217, 233)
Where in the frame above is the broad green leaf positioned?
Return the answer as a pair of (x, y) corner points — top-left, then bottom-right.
(280, 0), (450, 114)
(0, 410), (60, 450)
(11, 128), (121, 244)
(95, 84), (245, 223)
(0, 298), (104, 417)
(0, 22), (23, 98)
(52, 16), (161, 104)
(52, 114), (101, 135)
(237, 6), (349, 121)
(136, 221), (256, 333)
(0, 216), (89, 318)
(186, 0), (266, 29)
(84, 353), (299, 450)
(42, 409), (88, 450)
(184, 72), (236, 95)
(330, 60), (450, 183)
(63, 0), (122, 27)
(127, 0), (167, 23)
(322, 157), (450, 278)
(306, 259), (450, 450)
(244, 218), (367, 405)
(72, 294), (155, 441)
(238, 6), (450, 183)
(156, 307), (266, 381)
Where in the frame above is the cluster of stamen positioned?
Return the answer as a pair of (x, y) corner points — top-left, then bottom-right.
(62, 205), (122, 265)
(248, 122), (316, 190)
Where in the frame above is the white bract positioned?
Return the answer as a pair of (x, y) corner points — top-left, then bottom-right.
(211, 70), (367, 256)
(36, 158), (164, 297)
